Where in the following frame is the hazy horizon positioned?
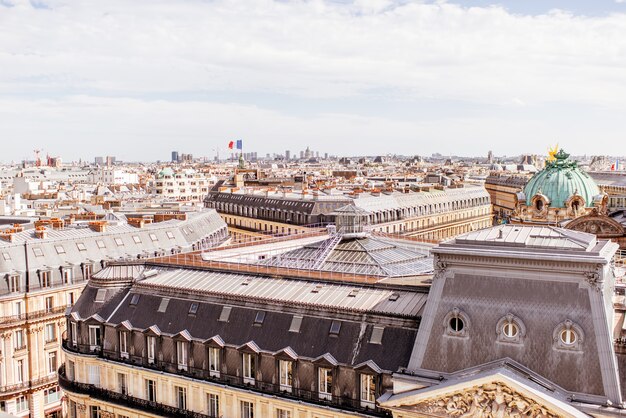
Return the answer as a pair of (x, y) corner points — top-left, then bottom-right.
(2, 0), (626, 162)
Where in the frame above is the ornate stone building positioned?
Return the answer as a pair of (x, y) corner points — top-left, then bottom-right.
(59, 224), (626, 417)
(380, 225), (625, 417)
(512, 150), (605, 225)
(0, 210), (227, 417)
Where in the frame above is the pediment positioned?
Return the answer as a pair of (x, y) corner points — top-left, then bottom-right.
(237, 341), (261, 354)
(173, 329), (193, 342)
(381, 370), (588, 418)
(274, 346), (298, 360)
(565, 215), (624, 237)
(204, 335), (225, 348)
(312, 353), (338, 367)
(143, 325), (162, 337)
(116, 320), (133, 331)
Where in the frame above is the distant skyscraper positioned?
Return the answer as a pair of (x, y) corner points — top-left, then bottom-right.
(285, 150), (291, 161)
(171, 151), (179, 162)
(300, 150), (305, 159)
(487, 150), (493, 164)
(324, 153), (328, 160)
(94, 156), (104, 165)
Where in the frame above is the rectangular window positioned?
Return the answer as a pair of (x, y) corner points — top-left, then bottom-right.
(14, 301), (22, 316)
(68, 400), (77, 418)
(118, 372), (128, 395)
(218, 306), (232, 322)
(15, 359), (24, 383)
(67, 292), (75, 306)
(2, 252), (10, 261)
(318, 368), (333, 400)
(132, 235), (142, 244)
(149, 233), (158, 242)
(145, 379), (157, 402)
(89, 405), (100, 418)
(120, 332), (129, 358)
(63, 268), (73, 284)
(83, 263), (93, 279)
(208, 346), (220, 377)
(289, 315), (303, 333)
(177, 341), (187, 370)
(147, 336), (156, 363)
(55, 245), (66, 254)
(71, 322), (78, 346)
(279, 360), (293, 392)
(45, 296), (54, 312)
(33, 247), (44, 257)
(88, 326), (101, 350)
(241, 401), (254, 418)
(242, 353), (255, 384)
(166, 231), (175, 239)
(207, 393), (219, 417)
(96, 240), (106, 249)
(175, 386), (187, 410)
(44, 386), (60, 404)
(8, 274), (20, 292)
(15, 330), (25, 350)
(45, 323), (56, 342)
(67, 360), (75, 381)
(40, 270), (52, 287)
(47, 351), (57, 374)
(157, 298), (169, 312)
(88, 365), (100, 386)
(76, 242), (87, 251)
(114, 237), (124, 246)
(360, 374), (376, 406)
(329, 320), (341, 336)
(16, 395), (27, 412)
(277, 409), (291, 418)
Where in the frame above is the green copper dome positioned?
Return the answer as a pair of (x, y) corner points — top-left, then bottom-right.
(524, 149), (599, 208)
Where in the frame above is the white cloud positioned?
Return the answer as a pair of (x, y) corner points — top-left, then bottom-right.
(0, 0), (626, 159)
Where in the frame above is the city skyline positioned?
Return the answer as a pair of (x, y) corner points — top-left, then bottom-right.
(2, 0), (626, 161)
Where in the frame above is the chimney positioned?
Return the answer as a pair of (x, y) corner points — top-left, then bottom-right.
(0, 231), (15, 243)
(89, 221), (108, 233)
(127, 218), (145, 228)
(12, 224), (24, 233)
(35, 226), (48, 239)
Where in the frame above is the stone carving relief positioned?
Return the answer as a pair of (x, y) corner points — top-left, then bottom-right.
(409, 382), (559, 418)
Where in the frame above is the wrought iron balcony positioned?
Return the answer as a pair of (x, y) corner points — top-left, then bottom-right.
(63, 340), (389, 417)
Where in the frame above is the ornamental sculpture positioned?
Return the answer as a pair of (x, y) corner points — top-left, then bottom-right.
(409, 382), (559, 418)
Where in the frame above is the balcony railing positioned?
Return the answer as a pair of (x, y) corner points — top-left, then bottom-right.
(63, 341), (390, 417)
(0, 305), (69, 327)
(0, 374), (56, 395)
(58, 365), (211, 418)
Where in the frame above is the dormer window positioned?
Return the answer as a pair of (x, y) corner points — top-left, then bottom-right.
(89, 325), (102, 352)
(496, 314), (525, 344)
(177, 340), (188, 371)
(120, 331), (129, 359)
(242, 352), (256, 384)
(208, 346), (221, 378)
(318, 367), (333, 401)
(7, 274), (20, 293)
(39, 270), (52, 288)
(444, 308), (470, 338)
(553, 320), (584, 351)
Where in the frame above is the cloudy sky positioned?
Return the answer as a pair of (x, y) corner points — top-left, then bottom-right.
(1, 0), (625, 162)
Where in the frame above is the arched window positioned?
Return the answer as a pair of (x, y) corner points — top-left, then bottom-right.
(443, 308), (470, 338)
(496, 314), (525, 344)
(553, 320), (584, 351)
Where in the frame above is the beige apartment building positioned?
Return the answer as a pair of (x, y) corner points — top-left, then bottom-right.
(0, 210), (227, 417)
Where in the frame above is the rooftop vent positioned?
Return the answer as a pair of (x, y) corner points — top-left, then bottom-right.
(329, 320), (341, 336)
(289, 316), (303, 333)
(218, 306), (232, 322)
(157, 298), (170, 313)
